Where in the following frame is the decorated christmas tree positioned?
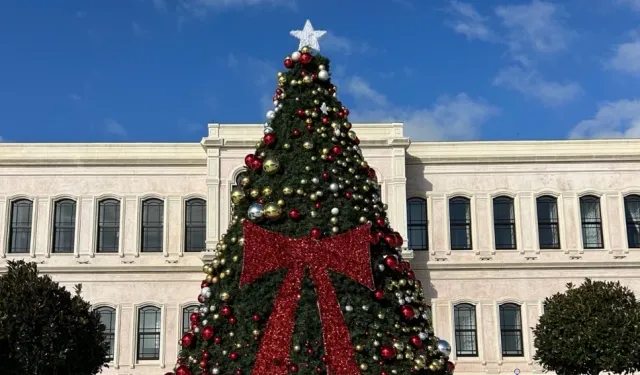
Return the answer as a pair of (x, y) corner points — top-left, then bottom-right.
(167, 20), (454, 375)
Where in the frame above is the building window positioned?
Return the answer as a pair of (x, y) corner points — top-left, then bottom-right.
(454, 303), (478, 357)
(449, 197), (472, 250)
(407, 198), (427, 250)
(499, 303), (524, 357)
(141, 199), (164, 253)
(97, 199), (120, 253)
(536, 196), (560, 249)
(8, 199), (33, 253)
(96, 307), (116, 361)
(624, 195), (640, 249)
(493, 196), (517, 250)
(580, 195), (603, 249)
(182, 305), (199, 334)
(137, 306), (161, 361)
(52, 199), (76, 253)
(185, 199), (206, 252)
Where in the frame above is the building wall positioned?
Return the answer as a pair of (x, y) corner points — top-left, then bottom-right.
(1, 123), (639, 375)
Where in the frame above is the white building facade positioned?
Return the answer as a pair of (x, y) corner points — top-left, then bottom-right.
(1, 122), (639, 375)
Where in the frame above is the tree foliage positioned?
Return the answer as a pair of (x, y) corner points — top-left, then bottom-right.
(0, 260), (109, 375)
(533, 278), (640, 375)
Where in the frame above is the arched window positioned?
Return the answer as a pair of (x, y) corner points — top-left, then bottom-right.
(454, 303), (478, 357)
(536, 195), (560, 249)
(8, 199), (33, 253)
(96, 307), (116, 361)
(182, 305), (199, 334)
(493, 196), (516, 250)
(137, 306), (161, 361)
(406, 198), (427, 250)
(579, 195), (603, 249)
(185, 199), (206, 252)
(449, 197), (472, 250)
(97, 199), (120, 253)
(141, 199), (164, 252)
(52, 199), (76, 253)
(624, 195), (640, 248)
(499, 303), (523, 357)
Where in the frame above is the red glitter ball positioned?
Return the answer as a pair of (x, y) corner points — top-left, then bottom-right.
(284, 58), (294, 68)
(374, 289), (385, 300)
(221, 305), (232, 316)
(201, 325), (215, 340)
(264, 133), (277, 146)
(288, 209), (301, 220)
(229, 352), (239, 361)
(331, 145), (342, 155)
(297, 109), (305, 117)
(380, 345), (396, 360)
(181, 332), (194, 347)
(401, 305), (416, 320)
(321, 172), (329, 180)
(244, 154), (255, 167)
(410, 335), (423, 348)
(292, 129), (301, 137)
(310, 228), (322, 239)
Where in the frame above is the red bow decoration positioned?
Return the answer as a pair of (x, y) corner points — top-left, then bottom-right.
(241, 221), (374, 375)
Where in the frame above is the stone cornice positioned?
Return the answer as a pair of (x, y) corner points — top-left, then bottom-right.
(416, 260), (640, 271)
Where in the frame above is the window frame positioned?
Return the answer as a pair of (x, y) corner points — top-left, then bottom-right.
(51, 199), (77, 254)
(624, 194), (640, 249)
(140, 198), (164, 253)
(449, 197), (473, 250)
(7, 198), (33, 254)
(184, 198), (206, 253)
(95, 306), (117, 362)
(453, 303), (479, 357)
(97, 199), (121, 253)
(181, 304), (199, 334)
(406, 197), (428, 251)
(136, 306), (161, 361)
(579, 195), (604, 249)
(493, 196), (517, 250)
(499, 303), (524, 357)
(536, 195), (561, 249)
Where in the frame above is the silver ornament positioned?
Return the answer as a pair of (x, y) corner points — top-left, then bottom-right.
(331, 207), (340, 215)
(247, 203), (264, 222)
(329, 183), (339, 192)
(345, 305), (353, 312)
(264, 126), (275, 134)
(419, 332), (428, 340)
(318, 69), (329, 81)
(291, 51), (301, 61)
(266, 110), (275, 121)
(437, 339), (452, 357)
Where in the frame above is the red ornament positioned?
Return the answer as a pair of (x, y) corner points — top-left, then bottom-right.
(321, 172), (329, 180)
(258, 199), (265, 205)
(214, 336), (222, 344)
(198, 294), (204, 303)
(284, 58), (294, 68)
(380, 345), (396, 360)
(447, 361), (456, 372)
(326, 154), (335, 162)
(240, 221), (374, 375)
(252, 313), (261, 322)
(244, 154), (255, 167)
(407, 270), (416, 280)
(181, 332), (194, 347)
(288, 209), (301, 220)
(310, 228), (322, 239)
(221, 305), (232, 316)
(289, 364), (299, 372)
(314, 202), (321, 209)
(312, 73), (317, 80)
(401, 305), (416, 320)
(369, 233), (379, 244)
(300, 52), (312, 64)
(381, 372), (389, 375)
(375, 217), (385, 227)
(201, 281), (209, 288)
(264, 133), (277, 146)
(306, 124), (314, 132)
(331, 145), (342, 155)
(228, 316), (237, 324)
(344, 108), (350, 116)
(292, 129), (301, 137)
(368, 169), (376, 179)
(251, 158), (263, 170)
(236, 370), (243, 375)
(199, 359), (208, 368)
(190, 312), (199, 323)
(384, 255), (399, 269)
(202, 350), (211, 359)
(374, 289), (385, 300)
(229, 352), (239, 361)
(345, 191), (353, 199)
(297, 109), (305, 117)
(354, 137), (360, 145)
(337, 111), (345, 118)
(384, 234), (394, 246)
(276, 88), (283, 95)
(175, 365), (192, 375)
(201, 325), (215, 340)
(410, 335), (423, 348)
(322, 117), (329, 124)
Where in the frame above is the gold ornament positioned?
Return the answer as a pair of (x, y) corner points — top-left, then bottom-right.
(263, 203), (282, 220)
(250, 189), (260, 198)
(282, 186), (293, 195)
(303, 75), (313, 83)
(277, 72), (283, 77)
(305, 118), (313, 124)
(359, 364), (368, 371)
(304, 109), (311, 116)
(283, 143), (291, 150)
(348, 130), (357, 140)
(262, 186), (273, 196)
(240, 176), (251, 187)
(296, 189), (305, 195)
(263, 158), (280, 174)
(301, 46), (311, 53)
(220, 292), (230, 301)
(230, 188), (246, 205)
(303, 141), (314, 150)
(277, 199), (285, 207)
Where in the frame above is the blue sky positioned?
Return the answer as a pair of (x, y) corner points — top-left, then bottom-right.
(0, 0), (639, 142)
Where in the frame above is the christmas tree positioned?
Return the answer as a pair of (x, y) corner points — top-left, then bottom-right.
(167, 20), (454, 375)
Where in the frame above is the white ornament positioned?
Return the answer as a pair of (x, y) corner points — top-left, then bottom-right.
(329, 183), (339, 192)
(331, 207), (339, 215)
(266, 110), (275, 121)
(291, 51), (301, 61)
(320, 102), (329, 115)
(290, 20), (326, 51)
(318, 69), (329, 81)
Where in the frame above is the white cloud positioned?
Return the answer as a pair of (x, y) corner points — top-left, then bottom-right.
(493, 65), (582, 106)
(227, 52), (239, 68)
(104, 119), (127, 137)
(616, 0), (640, 11)
(152, 0), (167, 11)
(445, 1), (497, 42)
(609, 39), (640, 76)
(342, 76), (498, 141)
(569, 99), (640, 139)
(69, 93), (81, 101)
(178, 0), (295, 18)
(495, 0), (575, 54)
(132, 22), (147, 36)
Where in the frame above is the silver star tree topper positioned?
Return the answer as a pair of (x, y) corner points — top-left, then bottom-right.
(290, 20), (326, 51)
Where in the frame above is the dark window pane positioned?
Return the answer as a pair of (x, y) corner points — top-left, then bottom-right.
(98, 199), (120, 253)
(407, 198), (427, 250)
(625, 195), (640, 248)
(580, 196), (603, 249)
(450, 197), (472, 250)
(454, 304), (478, 357)
(537, 196), (560, 249)
(185, 199), (206, 252)
(141, 199), (164, 252)
(493, 197), (516, 250)
(499, 304), (524, 357)
(97, 307), (116, 361)
(182, 305), (199, 333)
(137, 307), (161, 361)
(52, 200), (76, 253)
(8, 199), (33, 253)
